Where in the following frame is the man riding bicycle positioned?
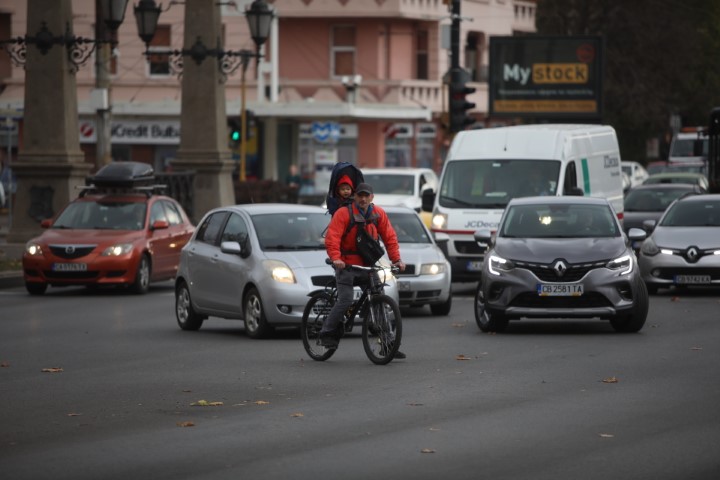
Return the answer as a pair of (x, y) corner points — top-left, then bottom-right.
(321, 182), (406, 356)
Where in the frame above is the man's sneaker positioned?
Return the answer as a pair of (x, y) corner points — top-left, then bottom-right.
(394, 350), (406, 360)
(318, 334), (339, 349)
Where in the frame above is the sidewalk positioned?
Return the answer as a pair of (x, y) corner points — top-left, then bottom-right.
(0, 210), (25, 289)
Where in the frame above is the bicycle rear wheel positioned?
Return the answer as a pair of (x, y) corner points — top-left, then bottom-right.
(362, 295), (402, 365)
(301, 292), (337, 361)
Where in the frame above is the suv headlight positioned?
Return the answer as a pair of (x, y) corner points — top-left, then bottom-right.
(607, 254), (633, 275)
(488, 254), (514, 275)
(102, 243), (134, 256)
(263, 260), (296, 284)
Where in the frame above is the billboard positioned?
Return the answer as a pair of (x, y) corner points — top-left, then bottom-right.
(489, 36), (604, 119)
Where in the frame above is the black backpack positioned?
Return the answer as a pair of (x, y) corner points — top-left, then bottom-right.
(326, 162), (364, 215)
(340, 204), (386, 265)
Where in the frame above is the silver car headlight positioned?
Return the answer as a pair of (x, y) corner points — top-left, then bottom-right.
(420, 263), (446, 275)
(102, 243), (134, 256)
(488, 254), (514, 275)
(25, 243), (43, 256)
(607, 254), (633, 275)
(263, 260), (296, 284)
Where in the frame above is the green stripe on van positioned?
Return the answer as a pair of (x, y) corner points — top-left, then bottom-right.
(581, 158), (590, 194)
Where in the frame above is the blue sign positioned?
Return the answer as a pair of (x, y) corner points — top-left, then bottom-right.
(311, 122), (340, 144)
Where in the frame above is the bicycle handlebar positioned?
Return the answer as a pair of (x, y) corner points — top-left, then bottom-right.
(325, 258), (401, 275)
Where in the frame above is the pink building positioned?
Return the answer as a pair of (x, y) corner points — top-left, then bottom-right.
(0, 0), (535, 199)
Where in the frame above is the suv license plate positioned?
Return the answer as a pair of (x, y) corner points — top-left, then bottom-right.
(674, 275), (711, 284)
(53, 263), (88, 272)
(537, 283), (584, 296)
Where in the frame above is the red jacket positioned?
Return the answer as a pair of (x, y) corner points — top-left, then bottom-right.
(325, 203), (401, 266)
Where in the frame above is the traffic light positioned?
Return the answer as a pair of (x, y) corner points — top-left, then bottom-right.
(449, 67), (476, 134)
(228, 118), (241, 148)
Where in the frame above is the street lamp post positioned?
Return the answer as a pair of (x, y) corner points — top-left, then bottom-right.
(133, 0), (273, 183)
(0, 0), (129, 72)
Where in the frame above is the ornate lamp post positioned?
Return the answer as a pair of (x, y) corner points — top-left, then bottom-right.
(0, 0), (129, 72)
(133, 0), (273, 181)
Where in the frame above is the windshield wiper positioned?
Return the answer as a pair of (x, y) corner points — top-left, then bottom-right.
(440, 195), (475, 207)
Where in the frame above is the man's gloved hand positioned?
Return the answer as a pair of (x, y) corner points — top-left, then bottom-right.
(393, 260), (406, 272)
(332, 259), (346, 270)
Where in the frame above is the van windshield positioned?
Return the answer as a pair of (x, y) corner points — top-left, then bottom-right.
(438, 159), (560, 208)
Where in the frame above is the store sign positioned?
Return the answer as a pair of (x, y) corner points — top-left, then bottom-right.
(79, 119), (181, 145)
(300, 123), (358, 140)
(488, 36), (603, 118)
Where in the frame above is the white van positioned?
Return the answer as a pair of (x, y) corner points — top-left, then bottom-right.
(423, 124), (624, 282)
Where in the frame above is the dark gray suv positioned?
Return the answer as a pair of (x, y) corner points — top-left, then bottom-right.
(474, 196), (649, 333)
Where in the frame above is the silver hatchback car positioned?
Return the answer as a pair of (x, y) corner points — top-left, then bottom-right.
(174, 204), (399, 338)
(638, 194), (720, 294)
(474, 197), (649, 333)
(383, 206), (452, 314)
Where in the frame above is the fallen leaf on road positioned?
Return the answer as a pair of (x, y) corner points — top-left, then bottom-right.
(1, 361), (10, 368)
(451, 323), (465, 328)
(602, 377), (619, 383)
(407, 402), (424, 406)
(671, 296), (680, 302)
(291, 413), (304, 417)
(421, 448), (436, 453)
(690, 347), (703, 351)
(66, 413), (82, 417)
(191, 400), (223, 407)
(456, 354), (472, 361)
(177, 421), (195, 427)
(254, 400), (270, 405)
(598, 433), (614, 438)
(42, 367), (63, 373)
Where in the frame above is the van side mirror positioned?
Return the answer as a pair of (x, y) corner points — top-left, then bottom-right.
(422, 189), (435, 212)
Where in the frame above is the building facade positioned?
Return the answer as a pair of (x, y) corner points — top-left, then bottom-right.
(0, 0), (536, 202)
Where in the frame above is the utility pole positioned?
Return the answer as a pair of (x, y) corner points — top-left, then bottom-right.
(95, 0), (112, 169)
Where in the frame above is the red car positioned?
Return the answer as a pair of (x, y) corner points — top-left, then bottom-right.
(22, 162), (195, 295)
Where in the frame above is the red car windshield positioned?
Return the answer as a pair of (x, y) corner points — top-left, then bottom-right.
(53, 200), (147, 230)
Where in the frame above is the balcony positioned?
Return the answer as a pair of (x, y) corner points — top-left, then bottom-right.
(272, 0), (448, 20)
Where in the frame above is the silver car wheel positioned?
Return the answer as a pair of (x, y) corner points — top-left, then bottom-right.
(177, 287), (190, 323)
(243, 288), (272, 339)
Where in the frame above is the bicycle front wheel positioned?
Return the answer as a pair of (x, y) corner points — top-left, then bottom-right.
(362, 295), (402, 365)
(301, 292), (337, 361)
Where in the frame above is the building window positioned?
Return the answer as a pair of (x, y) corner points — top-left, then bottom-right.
(331, 25), (355, 77)
(416, 30), (428, 80)
(148, 25), (171, 76)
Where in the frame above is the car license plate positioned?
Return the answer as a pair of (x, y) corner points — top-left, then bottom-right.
(674, 275), (711, 284)
(467, 261), (483, 272)
(52, 263), (88, 272)
(537, 283), (584, 296)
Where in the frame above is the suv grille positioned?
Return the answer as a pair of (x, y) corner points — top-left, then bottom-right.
(510, 292), (611, 309)
(515, 260), (608, 282)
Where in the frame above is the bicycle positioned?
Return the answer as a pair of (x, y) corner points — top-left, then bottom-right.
(301, 260), (402, 365)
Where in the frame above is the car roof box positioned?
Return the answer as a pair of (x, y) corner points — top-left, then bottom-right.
(89, 161), (155, 188)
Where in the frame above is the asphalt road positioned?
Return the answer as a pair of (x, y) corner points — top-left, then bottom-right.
(1, 282), (719, 480)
